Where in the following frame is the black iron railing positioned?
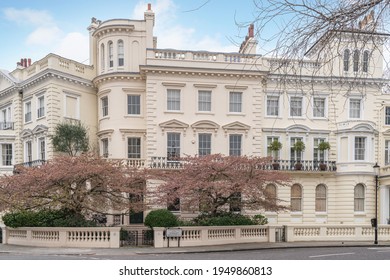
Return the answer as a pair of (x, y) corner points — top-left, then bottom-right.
(150, 157), (337, 172)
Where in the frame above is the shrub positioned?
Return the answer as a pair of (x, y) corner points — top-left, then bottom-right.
(2, 208), (97, 228)
(192, 212), (256, 226)
(251, 214), (268, 225)
(144, 209), (179, 228)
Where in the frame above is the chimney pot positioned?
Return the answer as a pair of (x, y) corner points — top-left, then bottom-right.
(28, 58), (31, 67)
(23, 58), (27, 68)
(148, 3), (151, 10)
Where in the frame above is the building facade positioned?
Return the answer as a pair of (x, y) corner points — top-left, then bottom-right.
(1, 5), (390, 225)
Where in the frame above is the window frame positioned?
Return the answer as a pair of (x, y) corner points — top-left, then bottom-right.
(198, 133), (212, 156)
(167, 132), (180, 160)
(354, 184), (365, 212)
(101, 96), (108, 117)
(127, 137), (141, 159)
(385, 140), (390, 165)
(37, 95), (45, 119)
(362, 50), (369, 73)
(108, 41), (114, 68)
(167, 89), (181, 111)
(229, 92), (243, 113)
(265, 184), (277, 212)
(118, 40), (124, 67)
(101, 138), (109, 158)
(24, 101), (32, 123)
(343, 49), (350, 72)
(349, 98), (362, 119)
(312, 97), (326, 118)
(354, 136), (366, 161)
(198, 90), (212, 112)
(25, 140), (32, 163)
(385, 106), (390, 125)
(291, 184), (302, 212)
(315, 184), (327, 212)
(38, 137), (45, 161)
(229, 134), (242, 156)
(1, 143), (13, 166)
(289, 96), (303, 117)
(127, 95), (141, 115)
(266, 95), (279, 117)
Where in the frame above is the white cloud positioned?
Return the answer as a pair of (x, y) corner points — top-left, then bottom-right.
(55, 32), (89, 64)
(131, 0), (237, 52)
(3, 8), (54, 26)
(26, 26), (62, 45)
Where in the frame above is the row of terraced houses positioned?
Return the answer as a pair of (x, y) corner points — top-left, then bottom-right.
(1, 5), (390, 226)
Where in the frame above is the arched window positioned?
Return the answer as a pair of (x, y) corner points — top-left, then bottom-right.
(108, 41), (113, 68)
(343, 49), (350, 72)
(315, 184), (327, 212)
(353, 50), (360, 72)
(363, 50), (369, 72)
(354, 184), (365, 211)
(100, 43), (105, 70)
(265, 184), (277, 211)
(118, 40), (124, 67)
(291, 184), (302, 212)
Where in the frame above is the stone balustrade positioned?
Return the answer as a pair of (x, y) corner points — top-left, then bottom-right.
(1, 227), (121, 248)
(153, 224), (390, 248)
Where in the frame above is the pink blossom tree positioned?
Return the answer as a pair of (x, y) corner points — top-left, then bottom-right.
(149, 154), (290, 215)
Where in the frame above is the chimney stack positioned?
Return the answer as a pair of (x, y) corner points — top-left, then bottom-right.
(148, 3), (152, 10)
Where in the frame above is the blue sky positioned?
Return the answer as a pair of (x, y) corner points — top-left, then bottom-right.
(0, 0), (259, 70)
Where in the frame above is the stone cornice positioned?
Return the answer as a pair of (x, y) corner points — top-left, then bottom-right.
(140, 65), (268, 80)
(93, 24), (135, 38)
(93, 72), (143, 87)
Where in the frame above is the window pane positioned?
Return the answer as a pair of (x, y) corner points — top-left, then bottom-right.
(290, 97), (302, 117)
(229, 134), (242, 156)
(354, 184), (365, 211)
(363, 51), (369, 72)
(354, 137), (366, 160)
(265, 184), (277, 211)
(386, 140), (390, 165)
(313, 97), (325, 118)
(1, 144), (12, 166)
(198, 91), (211, 111)
(127, 95), (140, 115)
(167, 133), (180, 160)
(353, 50), (359, 72)
(267, 96), (279, 116)
(198, 133), (211, 156)
(102, 139), (109, 158)
(128, 138), (141, 158)
(108, 41), (113, 68)
(343, 49), (350, 71)
(101, 97), (108, 117)
(167, 89), (180, 111)
(229, 92), (242, 113)
(291, 184), (302, 212)
(385, 107), (390, 125)
(350, 99), (361, 118)
(118, 40), (124, 66)
(315, 185), (326, 212)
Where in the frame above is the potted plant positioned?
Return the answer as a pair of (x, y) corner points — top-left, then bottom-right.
(318, 141), (331, 171)
(269, 140), (282, 170)
(292, 140), (305, 170)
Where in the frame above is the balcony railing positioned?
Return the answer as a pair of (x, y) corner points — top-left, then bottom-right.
(13, 160), (46, 173)
(0, 122), (14, 130)
(150, 157), (184, 169)
(150, 157), (337, 172)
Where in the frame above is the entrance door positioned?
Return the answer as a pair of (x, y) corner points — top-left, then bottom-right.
(129, 193), (144, 224)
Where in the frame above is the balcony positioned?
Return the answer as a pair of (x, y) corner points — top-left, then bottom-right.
(150, 157), (337, 172)
(0, 122), (14, 130)
(13, 160), (46, 173)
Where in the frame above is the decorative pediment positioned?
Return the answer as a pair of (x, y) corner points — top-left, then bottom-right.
(97, 129), (114, 141)
(159, 119), (189, 135)
(20, 129), (33, 139)
(119, 129), (147, 140)
(222, 121), (251, 136)
(32, 125), (48, 135)
(383, 129), (390, 136)
(191, 120), (219, 134)
(286, 124), (311, 133)
(351, 123), (376, 133)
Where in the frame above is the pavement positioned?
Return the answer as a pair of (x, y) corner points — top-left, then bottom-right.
(1, 241), (390, 257)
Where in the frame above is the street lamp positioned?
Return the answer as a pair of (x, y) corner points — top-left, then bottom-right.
(373, 162), (380, 245)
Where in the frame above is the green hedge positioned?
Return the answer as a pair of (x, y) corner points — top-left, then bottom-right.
(185, 212), (268, 226)
(144, 209), (179, 228)
(2, 208), (97, 228)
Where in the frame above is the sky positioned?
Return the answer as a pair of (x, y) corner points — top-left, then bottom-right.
(0, 0), (259, 71)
